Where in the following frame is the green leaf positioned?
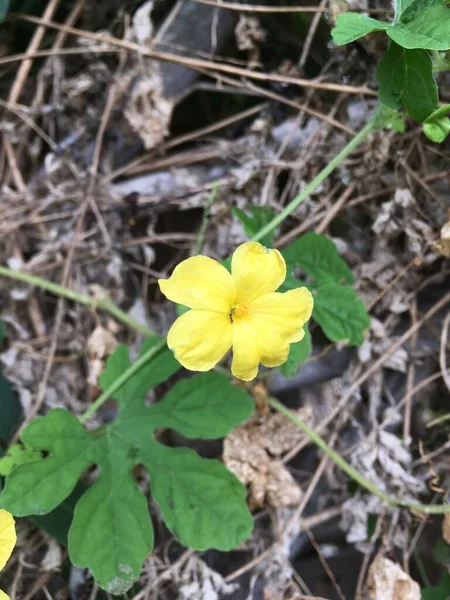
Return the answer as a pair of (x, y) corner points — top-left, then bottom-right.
(313, 283), (370, 345)
(373, 106), (406, 131)
(388, 6), (450, 50)
(376, 42), (438, 122)
(0, 444), (41, 476)
(423, 104), (450, 142)
(421, 571), (450, 600)
(31, 483), (87, 546)
(231, 205), (276, 247)
(331, 13), (389, 45)
(399, 0), (445, 23)
(279, 327), (312, 378)
(148, 372), (254, 439)
(0, 343), (254, 594)
(282, 232), (355, 286)
(423, 116), (450, 142)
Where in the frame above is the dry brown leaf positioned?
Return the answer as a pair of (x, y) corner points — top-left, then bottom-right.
(442, 513), (450, 544)
(367, 555), (420, 600)
(223, 408), (313, 508)
(124, 70), (173, 150)
(86, 325), (118, 387)
(432, 220), (450, 258)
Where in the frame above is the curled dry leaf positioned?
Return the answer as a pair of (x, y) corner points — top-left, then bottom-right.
(367, 555), (420, 600)
(432, 220), (450, 258)
(223, 407), (313, 508)
(124, 69), (173, 150)
(86, 325), (118, 387)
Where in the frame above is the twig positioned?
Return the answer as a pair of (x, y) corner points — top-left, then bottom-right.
(8, 0), (61, 104)
(251, 119), (374, 243)
(0, 266), (152, 336)
(12, 14), (379, 97)
(191, 0), (392, 14)
(403, 300), (417, 443)
(268, 397), (450, 514)
(79, 339), (167, 423)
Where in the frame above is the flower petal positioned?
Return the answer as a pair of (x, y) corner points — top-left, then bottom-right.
(167, 309), (233, 372)
(0, 510), (16, 571)
(249, 287), (314, 343)
(231, 317), (289, 381)
(159, 256), (236, 312)
(231, 242), (286, 303)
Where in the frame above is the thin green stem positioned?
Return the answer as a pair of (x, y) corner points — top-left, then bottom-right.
(0, 265), (152, 337)
(268, 397), (450, 515)
(250, 119), (375, 244)
(193, 184), (217, 255)
(79, 338), (166, 423)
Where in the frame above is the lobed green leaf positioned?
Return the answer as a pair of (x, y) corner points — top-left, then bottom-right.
(0, 342), (254, 594)
(313, 283), (370, 345)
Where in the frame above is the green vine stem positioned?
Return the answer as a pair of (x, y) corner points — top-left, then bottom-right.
(268, 397), (450, 515)
(251, 119), (375, 244)
(0, 265), (152, 337)
(79, 338), (167, 423)
(3, 117), (448, 515)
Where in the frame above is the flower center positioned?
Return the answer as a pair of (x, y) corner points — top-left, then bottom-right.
(230, 302), (249, 322)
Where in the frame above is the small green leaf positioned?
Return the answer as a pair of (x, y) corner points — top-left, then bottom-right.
(373, 105), (406, 131)
(388, 6), (450, 50)
(399, 0), (445, 23)
(423, 116), (450, 142)
(0, 444), (41, 476)
(279, 327), (312, 378)
(423, 104), (450, 142)
(376, 42), (438, 122)
(313, 283), (370, 345)
(231, 205), (276, 247)
(421, 571), (450, 600)
(0, 345), (254, 593)
(282, 232), (354, 286)
(331, 13), (389, 45)
(424, 104), (450, 121)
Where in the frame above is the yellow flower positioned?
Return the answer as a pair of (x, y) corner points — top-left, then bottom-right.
(0, 509), (16, 600)
(159, 241), (314, 381)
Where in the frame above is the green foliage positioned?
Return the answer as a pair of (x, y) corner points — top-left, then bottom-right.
(282, 232), (354, 285)
(280, 327), (312, 378)
(423, 104), (450, 142)
(313, 283), (370, 345)
(421, 571), (450, 600)
(332, 7), (450, 50)
(232, 205), (276, 247)
(331, 0), (450, 136)
(0, 341), (254, 594)
(0, 444), (41, 476)
(281, 233), (370, 346)
(331, 13), (389, 45)
(376, 42), (438, 122)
